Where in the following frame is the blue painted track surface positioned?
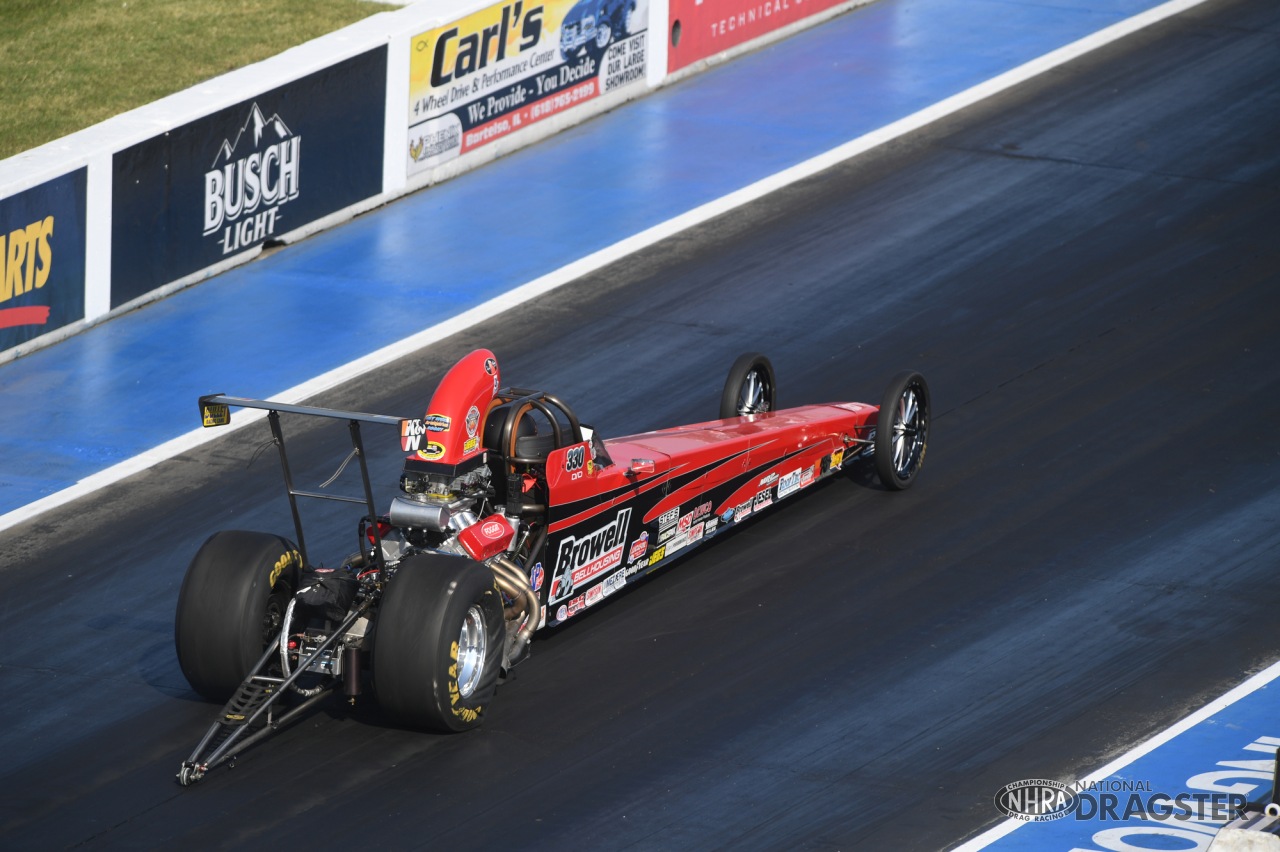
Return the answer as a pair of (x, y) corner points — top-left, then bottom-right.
(0, 0), (1168, 513)
(972, 666), (1280, 850)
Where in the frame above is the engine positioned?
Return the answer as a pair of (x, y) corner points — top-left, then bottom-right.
(389, 463), (494, 548)
(384, 347), (504, 552)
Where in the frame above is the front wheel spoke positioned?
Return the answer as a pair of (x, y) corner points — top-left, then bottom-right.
(901, 391), (917, 426)
(742, 373), (760, 412)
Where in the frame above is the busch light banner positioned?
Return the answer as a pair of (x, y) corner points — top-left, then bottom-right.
(406, 0), (649, 175)
(0, 169), (87, 354)
(110, 47), (387, 308)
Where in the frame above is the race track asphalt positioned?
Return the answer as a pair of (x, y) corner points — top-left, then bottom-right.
(0, 0), (1277, 848)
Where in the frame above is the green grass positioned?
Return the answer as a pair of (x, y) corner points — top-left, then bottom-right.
(0, 0), (389, 160)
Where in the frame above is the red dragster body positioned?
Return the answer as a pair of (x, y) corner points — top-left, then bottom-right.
(176, 349), (929, 783)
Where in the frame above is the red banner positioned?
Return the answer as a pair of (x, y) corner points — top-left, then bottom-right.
(668, 0), (848, 72)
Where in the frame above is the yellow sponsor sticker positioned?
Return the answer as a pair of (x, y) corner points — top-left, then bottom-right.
(201, 403), (230, 427)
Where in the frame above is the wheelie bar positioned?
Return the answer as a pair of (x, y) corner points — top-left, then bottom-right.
(177, 602), (370, 786)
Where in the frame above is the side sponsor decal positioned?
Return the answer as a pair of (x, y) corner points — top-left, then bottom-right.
(602, 568), (627, 596)
(401, 418), (426, 452)
(555, 565), (629, 623)
(111, 48), (387, 307)
(548, 507), (632, 604)
(628, 531), (649, 563)
(406, 0), (649, 176)
(752, 488), (773, 511)
(777, 467), (802, 500)
(416, 441), (447, 461)
(666, 530), (689, 556)
(0, 169), (87, 354)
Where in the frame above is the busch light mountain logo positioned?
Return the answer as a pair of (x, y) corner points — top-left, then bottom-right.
(202, 103), (300, 254)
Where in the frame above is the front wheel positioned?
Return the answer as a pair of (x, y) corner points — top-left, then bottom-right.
(874, 371), (930, 490)
(174, 530), (301, 701)
(720, 353), (777, 419)
(373, 553), (505, 732)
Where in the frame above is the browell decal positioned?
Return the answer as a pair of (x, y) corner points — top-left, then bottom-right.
(0, 169), (86, 354)
(111, 48), (386, 308)
(406, 0), (649, 174)
(548, 507), (632, 604)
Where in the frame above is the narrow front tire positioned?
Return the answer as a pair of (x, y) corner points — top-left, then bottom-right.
(874, 371), (930, 490)
(720, 353), (777, 419)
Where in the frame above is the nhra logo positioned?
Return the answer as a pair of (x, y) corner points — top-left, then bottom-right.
(994, 779), (1076, 822)
(202, 103), (301, 255)
(548, 508), (631, 604)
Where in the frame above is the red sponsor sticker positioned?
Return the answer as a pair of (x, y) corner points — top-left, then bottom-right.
(629, 533), (649, 563)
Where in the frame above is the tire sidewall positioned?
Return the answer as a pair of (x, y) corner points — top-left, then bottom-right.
(174, 530), (301, 701)
(373, 554), (505, 732)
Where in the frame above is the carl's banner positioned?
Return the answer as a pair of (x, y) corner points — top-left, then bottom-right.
(110, 48), (387, 309)
(407, 0), (649, 175)
(0, 170), (87, 354)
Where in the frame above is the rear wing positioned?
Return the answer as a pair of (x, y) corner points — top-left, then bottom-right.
(198, 394), (409, 569)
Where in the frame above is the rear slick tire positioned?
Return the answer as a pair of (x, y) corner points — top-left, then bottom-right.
(874, 371), (930, 491)
(373, 553), (505, 732)
(174, 530), (301, 701)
